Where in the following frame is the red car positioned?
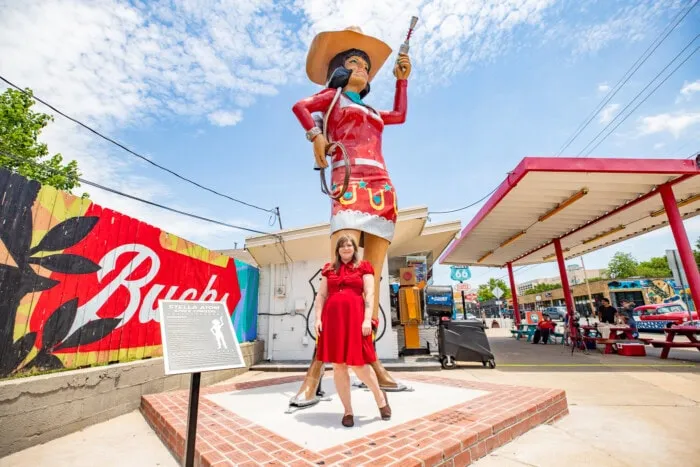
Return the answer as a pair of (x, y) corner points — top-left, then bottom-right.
(633, 304), (698, 331)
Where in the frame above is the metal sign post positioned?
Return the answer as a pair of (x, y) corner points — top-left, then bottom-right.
(158, 300), (246, 467)
(185, 372), (201, 467)
(450, 266), (472, 319)
(666, 249), (692, 321)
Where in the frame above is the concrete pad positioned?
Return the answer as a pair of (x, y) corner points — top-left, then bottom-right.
(141, 373), (568, 466)
(0, 411), (177, 467)
(206, 379), (487, 451)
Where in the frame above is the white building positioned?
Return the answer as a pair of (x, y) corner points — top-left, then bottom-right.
(241, 206), (460, 361)
(516, 263), (605, 295)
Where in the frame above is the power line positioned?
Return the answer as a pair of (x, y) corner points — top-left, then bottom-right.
(579, 37), (699, 157)
(0, 75), (278, 217)
(428, 186), (498, 215)
(554, 0), (698, 157)
(0, 148), (274, 236)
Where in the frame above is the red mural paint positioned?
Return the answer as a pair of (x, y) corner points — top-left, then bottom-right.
(29, 204), (241, 354)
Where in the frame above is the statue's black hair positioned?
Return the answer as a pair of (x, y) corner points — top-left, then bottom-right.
(326, 48), (371, 98)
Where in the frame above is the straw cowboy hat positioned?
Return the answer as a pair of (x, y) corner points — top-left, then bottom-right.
(306, 26), (392, 86)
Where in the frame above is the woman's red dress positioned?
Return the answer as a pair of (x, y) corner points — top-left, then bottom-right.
(317, 260), (378, 366)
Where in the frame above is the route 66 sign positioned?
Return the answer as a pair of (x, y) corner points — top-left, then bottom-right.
(450, 266), (471, 282)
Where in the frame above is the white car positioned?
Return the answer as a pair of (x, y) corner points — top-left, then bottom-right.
(455, 313), (479, 321)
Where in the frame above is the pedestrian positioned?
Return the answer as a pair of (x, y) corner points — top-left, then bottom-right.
(597, 298), (617, 324)
(314, 235), (391, 427)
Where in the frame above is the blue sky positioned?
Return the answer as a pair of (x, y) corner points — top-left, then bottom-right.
(1, 0), (698, 289)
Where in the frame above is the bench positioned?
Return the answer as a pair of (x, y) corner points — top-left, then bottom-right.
(510, 329), (533, 341)
(650, 340), (700, 359)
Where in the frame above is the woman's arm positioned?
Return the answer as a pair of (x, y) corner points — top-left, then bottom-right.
(379, 80), (408, 125)
(292, 88), (336, 131)
(362, 274), (374, 322)
(315, 276), (328, 324)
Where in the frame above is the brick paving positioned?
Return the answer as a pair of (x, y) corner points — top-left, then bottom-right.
(140, 373), (568, 466)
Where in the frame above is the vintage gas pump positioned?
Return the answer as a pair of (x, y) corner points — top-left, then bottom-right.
(398, 267), (429, 355)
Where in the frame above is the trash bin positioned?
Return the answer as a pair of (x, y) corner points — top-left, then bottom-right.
(437, 320), (496, 369)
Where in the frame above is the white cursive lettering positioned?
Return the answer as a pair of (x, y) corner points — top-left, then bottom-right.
(65, 244), (231, 337)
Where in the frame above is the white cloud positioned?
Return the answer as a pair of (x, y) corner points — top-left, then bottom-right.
(208, 110), (243, 127)
(294, 0), (559, 93)
(598, 83), (610, 92)
(638, 112), (700, 139)
(653, 142), (665, 150)
(679, 79), (700, 100)
(598, 103), (620, 124)
(553, 0), (683, 56)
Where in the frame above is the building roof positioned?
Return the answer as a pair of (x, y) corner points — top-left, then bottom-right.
(244, 205), (461, 267)
(216, 248), (258, 267)
(440, 157), (700, 267)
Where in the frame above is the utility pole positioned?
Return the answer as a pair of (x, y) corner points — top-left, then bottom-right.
(580, 255), (596, 317)
(275, 207), (283, 230)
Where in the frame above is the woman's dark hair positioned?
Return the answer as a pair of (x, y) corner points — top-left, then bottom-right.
(326, 48), (371, 98)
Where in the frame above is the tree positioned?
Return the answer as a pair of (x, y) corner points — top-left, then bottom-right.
(523, 282), (562, 295)
(606, 252), (638, 279)
(695, 237), (700, 268)
(636, 256), (672, 278)
(0, 88), (80, 191)
(477, 278), (511, 302)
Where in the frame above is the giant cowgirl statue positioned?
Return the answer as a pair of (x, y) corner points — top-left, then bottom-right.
(289, 23), (415, 411)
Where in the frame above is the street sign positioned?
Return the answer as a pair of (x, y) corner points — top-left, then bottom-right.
(495, 300), (502, 305)
(492, 286), (504, 299)
(158, 300), (246, 375)
(454, 283), (471, 292)
(450, 266), (471, 282)
(666, 249), (688, 288)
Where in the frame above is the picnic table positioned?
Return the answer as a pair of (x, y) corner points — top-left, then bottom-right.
(650, 326), (700, 359)
(510, 323), (537, 341)
(510, 323), (565, 344)
(581, 325), (651, 354)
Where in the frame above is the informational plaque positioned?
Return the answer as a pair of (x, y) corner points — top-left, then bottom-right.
(158, 300), (246, 375)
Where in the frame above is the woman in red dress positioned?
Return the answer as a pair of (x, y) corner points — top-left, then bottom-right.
(314, 234), (391, 427)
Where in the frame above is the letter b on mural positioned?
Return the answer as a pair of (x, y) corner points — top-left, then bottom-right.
(0, 168), (258, 378)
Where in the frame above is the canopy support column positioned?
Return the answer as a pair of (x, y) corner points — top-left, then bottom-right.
(660, 183), (699, 312)
(554, 238), (576, 334)
(507, 262), (521, 326)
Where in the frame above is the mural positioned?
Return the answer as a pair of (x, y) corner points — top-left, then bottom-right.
(231, 259), (259, 343)
(608, 279), (690, 309)
(0, 169), (258, 379)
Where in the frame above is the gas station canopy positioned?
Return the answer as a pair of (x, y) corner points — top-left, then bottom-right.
(245, 205), (461, 267)
(440, 157), (700, 267)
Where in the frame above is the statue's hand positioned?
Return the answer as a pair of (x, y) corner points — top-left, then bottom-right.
(313, 134), (330, 169)
(394, 53), (411, 80)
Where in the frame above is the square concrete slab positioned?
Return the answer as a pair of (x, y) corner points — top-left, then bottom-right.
(141, 373), (569, 466)
(206, 379), (488, 451)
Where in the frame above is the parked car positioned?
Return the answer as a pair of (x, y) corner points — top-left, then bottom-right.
(542, 306), (567, 320)
(633, 304), (698, 331)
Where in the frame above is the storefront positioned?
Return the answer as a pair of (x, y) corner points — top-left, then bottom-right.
(516, 277), (688, 315)
(241, 206), (460, 361)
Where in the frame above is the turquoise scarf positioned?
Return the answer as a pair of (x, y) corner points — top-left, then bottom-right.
(344, 91), (364, 105)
